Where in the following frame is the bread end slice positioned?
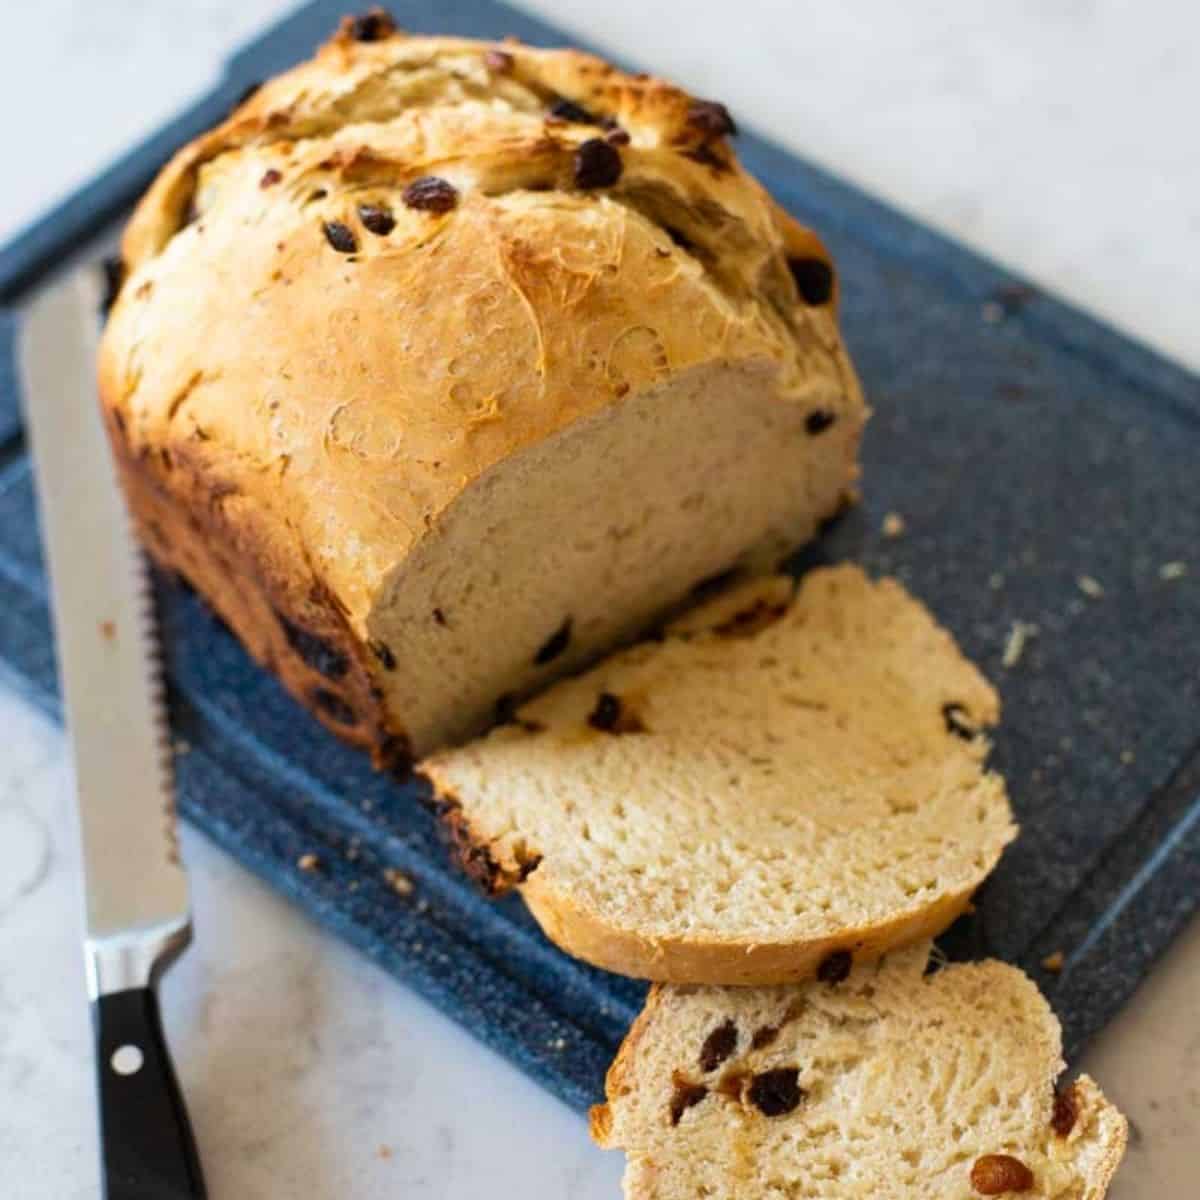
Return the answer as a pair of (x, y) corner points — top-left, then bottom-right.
(593, 946), (1127, 1200)
(422, 565), (1016, 985)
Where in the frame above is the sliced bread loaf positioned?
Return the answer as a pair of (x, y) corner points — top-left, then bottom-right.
(591, 944), (1127, 1200)
(99, 24), (865, 762)
(420, 565), (1016, 984)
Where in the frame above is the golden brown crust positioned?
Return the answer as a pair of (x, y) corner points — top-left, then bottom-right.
(100, 22), (862, 758)
(520, 873), (982, 986)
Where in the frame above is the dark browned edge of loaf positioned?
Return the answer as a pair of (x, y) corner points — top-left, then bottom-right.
(101, 404), (411, 771)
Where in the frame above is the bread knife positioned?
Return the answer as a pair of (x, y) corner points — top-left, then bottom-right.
(20, 270), (207, 1199)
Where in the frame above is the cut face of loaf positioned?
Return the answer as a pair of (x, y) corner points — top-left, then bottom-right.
(421, 566), (1017, 983)
(98, 26), (865, 762)
(592, 945), (1128, 1200)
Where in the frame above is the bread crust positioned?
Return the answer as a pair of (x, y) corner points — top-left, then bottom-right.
(522, 869), (984, 986)
(99, 24), (863, 757)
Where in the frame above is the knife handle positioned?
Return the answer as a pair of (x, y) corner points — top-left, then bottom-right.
(93, 987), (207, 1199)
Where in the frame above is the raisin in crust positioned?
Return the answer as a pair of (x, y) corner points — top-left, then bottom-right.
(592, 945), (1128, 1200)
(420, 566), (1017, 984)
(99, 27), (865, 759)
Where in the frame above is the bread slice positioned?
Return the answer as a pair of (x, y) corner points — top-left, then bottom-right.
(99, 26), (865, 763)
(591, 944), (1127, 1200)
(420, 565), (1016, 984)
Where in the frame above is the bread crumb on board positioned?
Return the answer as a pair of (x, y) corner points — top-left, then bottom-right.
(1001, 621), (1038, 669)
(881, 511), (906, 538)
(297, 852), (320, 872)
(1159, 560), (1187, 581)
(377, 1144), (393, 1160)
(1076, 574), (1105, 598)
(1042, 950), (1065, 973)
(383, 867), (414, 896)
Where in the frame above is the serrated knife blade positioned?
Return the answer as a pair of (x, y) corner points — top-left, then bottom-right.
(21, 268), (206, 1199)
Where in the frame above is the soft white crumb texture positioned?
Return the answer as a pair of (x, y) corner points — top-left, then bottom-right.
(423, 566), (1015, 958)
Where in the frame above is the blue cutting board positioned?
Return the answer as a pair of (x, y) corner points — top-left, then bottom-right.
(2, 1), (1198, 1114)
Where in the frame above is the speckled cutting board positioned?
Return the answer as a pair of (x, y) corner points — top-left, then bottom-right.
(1, 0), (1198, 1115)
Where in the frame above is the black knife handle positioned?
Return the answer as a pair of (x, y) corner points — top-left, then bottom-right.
(93, 988), (207, 1199)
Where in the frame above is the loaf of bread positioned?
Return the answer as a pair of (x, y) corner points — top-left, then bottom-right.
(591, 943), (1127, 1200)
(421, 566), (1016, 983)
(98, 14), (865, 762)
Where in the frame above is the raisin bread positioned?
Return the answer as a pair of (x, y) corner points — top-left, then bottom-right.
(420, 566), (1016, 983)
(591, 943), (1127, 1200)
(98, 15), (865, 762)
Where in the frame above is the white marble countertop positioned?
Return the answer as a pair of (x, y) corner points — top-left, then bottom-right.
(1, 3), (1197, 1196)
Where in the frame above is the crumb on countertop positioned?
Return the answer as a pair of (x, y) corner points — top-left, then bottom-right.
(1077, 574), (1105, 598)
(1002, 620), (1038, 669)
(1160, 561), (1187, 581)
(297, 852), (320, 872)
(1042, 950), (1065, 973)
(1120, 748), (1136, 765)
(378, 1144), (393, 1160)
(383, 867), (414, 896)
(881, 511), (906, 538)
(988, 572), (1004, 591)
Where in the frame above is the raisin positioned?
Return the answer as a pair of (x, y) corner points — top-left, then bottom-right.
(345, 7), (396, 41)
(698, 1020), (738, 1073)
(943, 702), (978, 740)
(817, 949), (853, 985)
(805, 410), (836, 436)
(433, 607), (448, 627)
(970, 1155), (1035, 1194)
(402, 176), (459, 213)
(368, 639), (397, 671)
(715, 1070), (748, 1101)
(1052, 1085), (1079, 1137)
(312, 688), (358, 726)
(589, 692), (622, 730)
(260, 168), (282, 188)
(534, 618), (573, 665)
(751, 1025), (780, 1050)
(322, 221), (358, 253)
(748, 1068), (805, 1117)
(484, 48), (514, 73)
(573, 138), (623, 188)
(549, 96), (597, 124)
(99, 256), (125, 314)
(687, 99), (737, 138)
(683, 142), (729, 171)
(668, 1077), (708, 1126)
(358, 203), (395, 235)
(587, 692), (644, 734)
(277, 612), (350, 680)
(788, 256), (835, 306)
